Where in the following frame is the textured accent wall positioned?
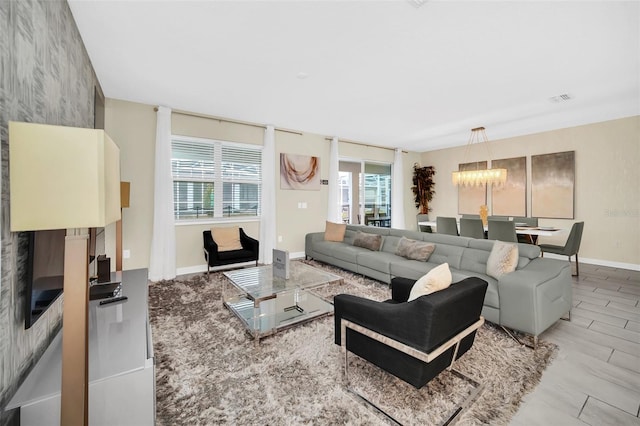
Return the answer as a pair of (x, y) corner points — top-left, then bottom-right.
(0, 1), (99, 423)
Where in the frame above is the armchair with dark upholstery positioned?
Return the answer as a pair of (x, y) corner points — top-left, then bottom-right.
(334, 276), (488, 389)
(203, 228), (259, 276)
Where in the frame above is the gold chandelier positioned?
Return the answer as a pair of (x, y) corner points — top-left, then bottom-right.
(451, 127), (507, 186)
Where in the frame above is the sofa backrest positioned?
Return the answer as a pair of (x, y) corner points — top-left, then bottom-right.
(461, 239), (541, 274)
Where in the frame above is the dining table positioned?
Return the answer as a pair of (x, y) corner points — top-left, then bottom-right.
(417, 221), (567, 244)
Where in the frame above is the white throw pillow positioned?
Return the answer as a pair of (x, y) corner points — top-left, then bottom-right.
(486, 240), (519, 279)
(407, 263), (452, 302)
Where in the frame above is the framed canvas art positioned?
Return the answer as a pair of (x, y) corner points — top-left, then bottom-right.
(531, 151), (575, 219)
(491, 156), (526, 217)
(280, 153), (320, 190)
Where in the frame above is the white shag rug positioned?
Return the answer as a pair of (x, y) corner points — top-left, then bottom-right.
(149, 260), (556, 425)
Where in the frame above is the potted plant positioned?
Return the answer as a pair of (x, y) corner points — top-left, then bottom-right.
(412, 164), (436, 214)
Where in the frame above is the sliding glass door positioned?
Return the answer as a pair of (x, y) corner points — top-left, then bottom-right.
(339, 160), (392, 226)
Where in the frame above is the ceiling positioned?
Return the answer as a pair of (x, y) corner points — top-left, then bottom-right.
(68, 0), (639, 152)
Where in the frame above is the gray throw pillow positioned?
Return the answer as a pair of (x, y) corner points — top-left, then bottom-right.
(395, 236), (435, 261)
(353, 232), (383, 251)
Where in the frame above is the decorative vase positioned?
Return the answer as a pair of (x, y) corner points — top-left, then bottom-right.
(479, 205), (488, 226)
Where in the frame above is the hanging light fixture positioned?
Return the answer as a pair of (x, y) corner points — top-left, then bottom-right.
(451, 127), (507, 186)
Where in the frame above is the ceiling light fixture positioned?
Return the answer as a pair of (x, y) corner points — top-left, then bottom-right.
(451, 127), (507, 187)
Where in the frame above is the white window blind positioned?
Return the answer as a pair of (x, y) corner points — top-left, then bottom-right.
(171, 136), (262, 220)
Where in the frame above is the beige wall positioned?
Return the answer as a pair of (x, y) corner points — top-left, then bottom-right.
(422, 116), (640, 268)
(104, 99), (422, 274)
(104, 99), (157, 270)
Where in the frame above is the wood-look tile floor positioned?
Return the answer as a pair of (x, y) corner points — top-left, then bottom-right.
(511, 263), (640, 425)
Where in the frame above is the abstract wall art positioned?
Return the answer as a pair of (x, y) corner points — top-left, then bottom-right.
(491, 156), (526, 217)
(531, 151), (575, 219)
(280, 153), (320, 190)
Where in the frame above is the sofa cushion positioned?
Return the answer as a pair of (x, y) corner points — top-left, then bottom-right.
(211, 226), (242, 252)
(408, 263), (452, 301)
(390, 259), (437, 281)
(353, 232), (383, 251)
(313, 241), (362, 263)
(487, 241), (519, 279)
(395, 237), (435, 261)
(357, 251), (399, 274)
(324, 221), (347, 242)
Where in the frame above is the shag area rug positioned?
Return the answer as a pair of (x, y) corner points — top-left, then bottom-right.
(149, 260), (557, 425)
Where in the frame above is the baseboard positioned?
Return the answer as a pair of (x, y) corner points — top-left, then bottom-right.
(542, 253), (640, 272)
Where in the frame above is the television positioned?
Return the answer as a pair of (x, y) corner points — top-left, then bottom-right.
(24, 227), (112, 329)
(24, 229), (66, 329)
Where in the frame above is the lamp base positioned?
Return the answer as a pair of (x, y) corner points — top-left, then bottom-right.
(60, 234), (90, 426)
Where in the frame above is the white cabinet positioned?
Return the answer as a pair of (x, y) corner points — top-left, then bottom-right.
(7, 269), (155, 426)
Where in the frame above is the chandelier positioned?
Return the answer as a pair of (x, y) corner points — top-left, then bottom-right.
(451, 127), (507, 186)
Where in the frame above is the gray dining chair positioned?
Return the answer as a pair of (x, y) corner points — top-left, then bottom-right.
(513, 217), (539, 243)
(461, 214), (481, 219)
(487, 220), (517, 242)
(539, 222), (585, 276)
(513, 217), (538, 227)
(487, 215), (510, 221)
(460, 218), (485, 239)
(436, 216), (459, 236)
(416, 214), (432, 233)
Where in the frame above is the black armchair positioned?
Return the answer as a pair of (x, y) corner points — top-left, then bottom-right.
(334, 276), (487, 423)
(203, 228), (259, 276)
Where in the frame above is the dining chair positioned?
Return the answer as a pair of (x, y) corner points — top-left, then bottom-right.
(487, 215), (510, 221)
(436, 216), (459, 236)
(461, 214), (481, 219)
(416, 213), (432, 233)
(487, 220), (517, 242)
(513, 217), (538, 227)
(513, 217), (539, 243)
(459, 218), (485, 239)
(539, 222), (585, 276)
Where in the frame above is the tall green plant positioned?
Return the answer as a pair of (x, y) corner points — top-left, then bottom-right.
(412, 164), (436, 214)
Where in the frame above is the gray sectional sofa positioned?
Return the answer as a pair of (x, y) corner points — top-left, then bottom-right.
(306, 224), (572, 340)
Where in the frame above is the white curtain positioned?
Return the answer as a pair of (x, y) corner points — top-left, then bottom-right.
(391, 148), (406, 229)
(148, 106), (176, 281)
(327, 137), (341, 223)
(259, 125), (276, 264)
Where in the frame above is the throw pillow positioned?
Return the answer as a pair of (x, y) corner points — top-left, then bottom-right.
(486, 240), (519, 279)
(395, 237), (435, 262)
(211, 226), (243, 252)
(353, 232), (383, 251)
(324, 221), (347, 242)
(408, 263), (452, 301)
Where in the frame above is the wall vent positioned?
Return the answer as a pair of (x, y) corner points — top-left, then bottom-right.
(550, 93), (573, 103)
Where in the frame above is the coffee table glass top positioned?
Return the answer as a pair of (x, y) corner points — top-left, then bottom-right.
(223, 262), (343, 301)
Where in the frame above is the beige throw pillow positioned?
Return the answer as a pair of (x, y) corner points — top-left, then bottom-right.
(395, 237), (435, 261)
(486, 240), (519, 279)
(211, 226), (243, 252)
(408, 263), (452, 301)
(324, 221), (347, 242)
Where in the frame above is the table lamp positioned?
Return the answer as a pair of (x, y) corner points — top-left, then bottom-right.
(9, 121), (121, 426)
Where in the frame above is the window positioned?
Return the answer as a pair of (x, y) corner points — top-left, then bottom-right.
(171, 136), (262, 221)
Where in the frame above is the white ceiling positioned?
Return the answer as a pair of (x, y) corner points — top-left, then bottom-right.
(68, 0), (639, 152)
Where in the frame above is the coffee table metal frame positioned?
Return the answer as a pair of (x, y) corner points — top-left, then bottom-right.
(222, 262), (343, 342)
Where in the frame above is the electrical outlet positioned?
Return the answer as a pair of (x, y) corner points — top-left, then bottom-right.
(123, 249), (131, 259)
(278, 236), (283, 242)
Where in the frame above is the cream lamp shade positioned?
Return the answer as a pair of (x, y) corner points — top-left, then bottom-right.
(9, 121), (121, 231)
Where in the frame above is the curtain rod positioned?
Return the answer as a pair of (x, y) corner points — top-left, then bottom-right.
(153, 107), (303, 136)
(325, 137), (408, 154)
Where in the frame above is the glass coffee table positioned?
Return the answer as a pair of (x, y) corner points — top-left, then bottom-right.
(222, 262), (343, 342)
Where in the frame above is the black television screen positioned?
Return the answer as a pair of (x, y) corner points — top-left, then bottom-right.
(25, 230), (65, 329)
